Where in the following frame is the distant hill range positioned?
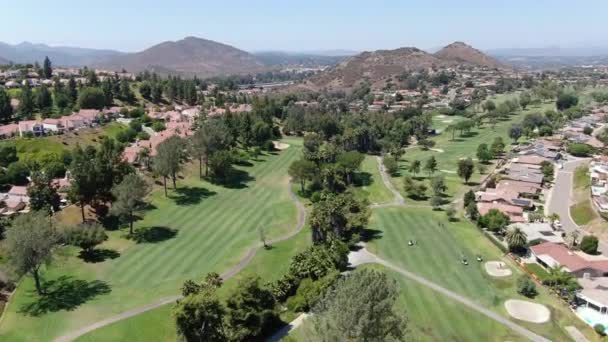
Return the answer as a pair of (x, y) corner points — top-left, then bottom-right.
(0, 41), (124, 66)
(253, 51), (347, 67)
(302, 41), (506, 90)
(94, 37), (267, 78)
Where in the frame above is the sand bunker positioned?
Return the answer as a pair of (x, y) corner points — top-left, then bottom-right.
(485, 261), (512, 277)
(505, 299), (550, 323)
(273, 141), (290, 150)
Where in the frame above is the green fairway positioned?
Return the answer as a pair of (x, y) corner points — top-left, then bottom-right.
(0, 138), (304, 341)
(392, 96), (556, 204)
(75, 226), (312, 342)
(353, 155), (394, 204)
(289, 263), (523, 342)
(366, 207), (597, 341)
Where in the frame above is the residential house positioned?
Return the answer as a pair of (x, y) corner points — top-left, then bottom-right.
(477, 202), (526, 223)
(508, 223), (564, 244)
(530, 242), (608, 278)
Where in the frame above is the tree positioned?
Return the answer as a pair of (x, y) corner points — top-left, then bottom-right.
(18, 83), (34, 119)
(490, 137), (505, 156)
(224, 276), (277, 341)
(583, 126), (593, 135)
(42, 56), (53, 79)
(424, 156), (437, 176)
(69, 146), (99, 222)
(403, 176), (427, 200)
(154, 136), (185, 193)
(5, 211), (57, 295)
(190, 119), (232, 178)
(307, 269), (407, 342)
(208, 150), (234, 180)
(466, 201), (479, 221)
(457, 158), (475, 184)
(540, 161), (555, 183)
(67, 76), (78, 104)
(110, 173), (149, 235)
(476, 143), (493, 164)
(63, 221), (107, 254)
(174, 275), (226, 342)
(310, 191), (369, 244)
(0, 145), (17, 166)
(567, 143), (595, 157)
(517, 275), (537, 298)
(383, 156), (399, 176)
(506, 227), (528, 252)
(430, 174), (447, 195)
(36, 84), (52, 115)
(336, 151), (364, 185)
(27, 171), (60, 214)
(430, 195), (443, 210)
(479, 209), (510, 232)
(519, 92), (531, 110)
(482, 100), (496, 112)
(139, 82), (152, 100)
(445, 205), (457, 221)
(556, 93), (579, 111)
(463, 189), (476, 208)
(509, 124), (522, 143)
(580, 235), (599, 255)
(408, 159), (421, 177)
(288, 159), (317, 192)
(78, 87), (106, 110)
(0, 87), (13, 122)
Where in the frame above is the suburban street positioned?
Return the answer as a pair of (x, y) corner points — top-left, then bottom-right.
(546, 157), (608, 254)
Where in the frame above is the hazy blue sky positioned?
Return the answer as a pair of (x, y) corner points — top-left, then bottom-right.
(3, 0), (608, 52)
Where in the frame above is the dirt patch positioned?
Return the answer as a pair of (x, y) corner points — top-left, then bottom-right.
(273, 141), (290, 150)
(484, 261), (512, 277)
(504, 299), (550, 323)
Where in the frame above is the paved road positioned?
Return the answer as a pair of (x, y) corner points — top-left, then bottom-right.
(54, 179), (307, 342)
(546, 157), (608, 254)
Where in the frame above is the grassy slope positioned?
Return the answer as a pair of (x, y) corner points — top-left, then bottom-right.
(76, 227), (312, 342)
(0, 138), (303, 341)
(366, 207), (597, 341)
(353, 155), (394, 204)
(392, 95), (555, 205)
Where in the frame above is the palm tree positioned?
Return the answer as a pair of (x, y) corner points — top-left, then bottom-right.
(506, 227), (527, 252)
(566, 230), (580, 249)
(548, 213), (560, 226)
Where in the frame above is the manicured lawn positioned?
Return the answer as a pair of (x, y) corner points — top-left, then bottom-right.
(0, 138), (304, 341)
(366, 207), (597, 341)
(571, 199), (597, 226)
(390, 95), (555, 204)
(289, 264), (522, 342)
(525, 263), (551, 283)
(76, 226), (312, 342)
(573, 165), (590, 191)
(353, 155), (394, 204)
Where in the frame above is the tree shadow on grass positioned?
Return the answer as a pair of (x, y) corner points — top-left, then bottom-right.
(360, 228), (383, 243)
(131, 226), (177, 243)
(354, 172), (372, 187)
(214, 169), (254, 189)
(78, 248), (120, 263)
(170, 186), (216, 206)
(19, 276), (111, 316)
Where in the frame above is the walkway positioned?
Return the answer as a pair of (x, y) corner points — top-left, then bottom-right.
(369, 156), (405, 208)
(54, 182), (307, 342)
(348, 246), (551, 342)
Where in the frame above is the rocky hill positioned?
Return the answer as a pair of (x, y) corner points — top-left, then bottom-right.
(301, 42), (506, 90)
(94, 36), (265, 78)
(434, 41), (505, 69)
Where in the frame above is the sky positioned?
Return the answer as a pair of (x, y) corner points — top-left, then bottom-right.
(3, 0), (608, 53)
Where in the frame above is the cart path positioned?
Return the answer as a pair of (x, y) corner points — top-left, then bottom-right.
(54, 180), (307, 342)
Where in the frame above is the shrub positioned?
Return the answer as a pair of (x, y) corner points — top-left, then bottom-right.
(383, 156), (399, 176)
(516, 275), (537, 298)
(580, 235), (599, 255)
(567, 143), (595, 157)
(594, 324), (605, 336)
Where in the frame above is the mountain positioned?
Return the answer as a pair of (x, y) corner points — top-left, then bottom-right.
(95, 37), (265, 78)
(302, 42), (507, 90)
(0, 41), (124, 66)
(253, 51), (347, 67)
(0, 56), (8, 65)
(434, 41), (505, 69)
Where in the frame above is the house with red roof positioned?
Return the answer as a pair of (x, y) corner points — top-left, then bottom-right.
(530, 242), (608, 278)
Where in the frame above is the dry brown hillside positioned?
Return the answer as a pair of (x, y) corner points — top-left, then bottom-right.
(434, 41), (505, 69)
(94, 36), (265, 78)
